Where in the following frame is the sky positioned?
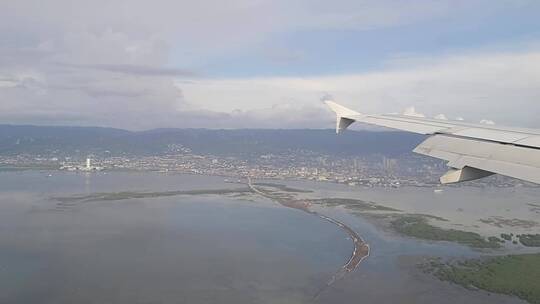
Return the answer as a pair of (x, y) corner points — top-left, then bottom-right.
(1, 0), (540, 130)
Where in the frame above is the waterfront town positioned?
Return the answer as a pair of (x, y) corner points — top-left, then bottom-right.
(0, 150), (528, 188)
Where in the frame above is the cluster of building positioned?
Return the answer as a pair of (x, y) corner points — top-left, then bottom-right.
(0, 151), (527, 188)
(60, 158), (103, 171)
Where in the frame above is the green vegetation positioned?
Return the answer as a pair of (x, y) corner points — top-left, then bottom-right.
(53, 188), (252, 203)
(427, 254), (540, 304)
(0, 164), (60, 171)
(253, 182), (312, 193)
(310, 198), (401, 212)
(500, 233), (513, 241)
(412, 214), (449, 221)
(479, 217), (538, 229)
(391, 216), (501, 248)
(488, 236), (505, 244)
(518, 234), (540, 247)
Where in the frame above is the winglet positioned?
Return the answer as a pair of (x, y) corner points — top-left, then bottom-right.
(324, 100), (360, 134)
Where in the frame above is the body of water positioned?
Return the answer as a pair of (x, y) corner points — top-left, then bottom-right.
(0, 171), (530, 303)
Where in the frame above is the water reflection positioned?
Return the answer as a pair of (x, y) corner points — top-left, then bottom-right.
(0, 171), (529, 304)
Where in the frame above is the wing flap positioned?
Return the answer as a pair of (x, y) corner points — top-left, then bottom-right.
(360, 114), (540, 148)
(359, 114), (454, 134)
(450, 128), (530, 143)
(415, 135), (540, 184)
(515, 136), (540, 147)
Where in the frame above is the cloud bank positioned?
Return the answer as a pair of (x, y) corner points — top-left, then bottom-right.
(181, 50), (540, 128)
(0, 1), (539, 129)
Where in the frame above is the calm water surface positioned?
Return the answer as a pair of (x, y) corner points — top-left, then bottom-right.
(0, 171), (529, 303)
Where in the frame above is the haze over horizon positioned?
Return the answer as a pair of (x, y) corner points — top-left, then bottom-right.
(1, 1), (540, 130)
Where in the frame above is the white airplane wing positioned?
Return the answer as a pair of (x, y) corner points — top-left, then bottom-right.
(325, 100), (540, 184)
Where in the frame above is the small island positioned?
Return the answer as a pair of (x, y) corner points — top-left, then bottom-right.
(422, 254), (540, 304)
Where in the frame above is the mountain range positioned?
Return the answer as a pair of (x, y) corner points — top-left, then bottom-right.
(0, 125), (425, 157)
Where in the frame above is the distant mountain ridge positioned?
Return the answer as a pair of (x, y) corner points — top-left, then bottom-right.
(0, 124), (425, 157)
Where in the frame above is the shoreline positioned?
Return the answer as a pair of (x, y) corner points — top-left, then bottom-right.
(40, 172), (539, 302)
(8, 168), (539, 190)
(317, 213), (370, 272)
(247, 177), (370, 296)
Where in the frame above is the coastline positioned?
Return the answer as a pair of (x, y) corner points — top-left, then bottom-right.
(15, 170), (540, 303)
(247, 177), (370, 296)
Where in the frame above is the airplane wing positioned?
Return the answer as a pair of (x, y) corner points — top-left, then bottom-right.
(325, 100), (540, 184)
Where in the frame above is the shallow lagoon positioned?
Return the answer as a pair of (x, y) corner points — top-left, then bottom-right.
(0, 171), (530, 303)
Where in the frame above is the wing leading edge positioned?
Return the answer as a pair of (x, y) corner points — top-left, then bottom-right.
(324, 100), (540, 184)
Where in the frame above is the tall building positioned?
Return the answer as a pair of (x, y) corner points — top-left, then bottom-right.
(382, 157), (397, 173)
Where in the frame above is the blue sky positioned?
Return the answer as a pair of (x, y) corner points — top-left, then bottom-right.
(173, 2), (540, 77)
(1, 1), (540, 129)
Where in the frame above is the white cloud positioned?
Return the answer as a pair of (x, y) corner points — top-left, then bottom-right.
(181, 50), (540, 128)
(434, 114), (448, 120)
(0, 0), (459, 63)
(0, 0), (539, 129)
(480, 119), (496, 125)
(403, 107), (425, 118)
(0, 79), (18, 88)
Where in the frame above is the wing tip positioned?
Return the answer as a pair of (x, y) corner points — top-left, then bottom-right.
(323, 100), (359, 134)
(323, 100), (360, 117)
